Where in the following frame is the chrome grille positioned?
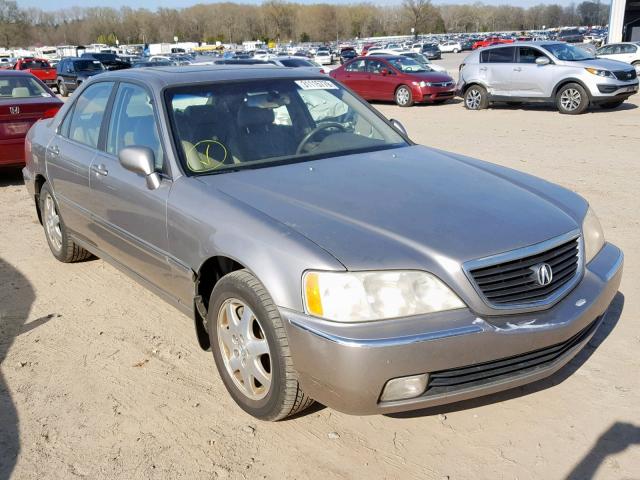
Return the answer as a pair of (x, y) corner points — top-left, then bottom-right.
(467, 234), (581, 308)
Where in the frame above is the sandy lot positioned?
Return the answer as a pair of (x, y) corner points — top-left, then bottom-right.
(1, 62), (639, 479)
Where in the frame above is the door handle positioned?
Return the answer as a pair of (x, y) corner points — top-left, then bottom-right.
(91, 164), (108, 176)
(47, 145), (59, 157)
(513, 67), (522, 72)
(479, 67), (487, 71)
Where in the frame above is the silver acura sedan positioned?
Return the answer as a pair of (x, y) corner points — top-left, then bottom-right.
(23, 66), (623, 420)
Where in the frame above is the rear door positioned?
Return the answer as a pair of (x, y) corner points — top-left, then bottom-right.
(46, 81), (115, 242)
(340, 59), (369, 98)
(88, 81), (175, 297)
(511, 46), (553, 98)
(480, 46), (516, 97)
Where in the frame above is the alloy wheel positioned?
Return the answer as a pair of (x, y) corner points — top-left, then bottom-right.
(396, 87), (410, 106)
(466, 89), (482, 109)
(43, 192), (62, 252)
(560, 88), (582, 111)
(217, 298), (272, 401)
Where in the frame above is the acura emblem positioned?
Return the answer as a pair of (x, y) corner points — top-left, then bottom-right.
(532, 263), (553, 286)
(9, 106), (20, 115)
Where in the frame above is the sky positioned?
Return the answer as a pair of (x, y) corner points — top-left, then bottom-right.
(18, 0), (597, 11)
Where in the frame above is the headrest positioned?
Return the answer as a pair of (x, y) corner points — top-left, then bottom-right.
(12, 87), (30, 98)
(237, 106), (274, 129)
(185, 104), (218, 120)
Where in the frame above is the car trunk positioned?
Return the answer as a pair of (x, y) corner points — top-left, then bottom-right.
(0, 98), (60, 140)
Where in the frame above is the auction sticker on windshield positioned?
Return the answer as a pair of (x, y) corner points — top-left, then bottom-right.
(295, 80), (338, 90)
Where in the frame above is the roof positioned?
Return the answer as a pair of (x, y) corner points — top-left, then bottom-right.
(97, 64), (326, 89)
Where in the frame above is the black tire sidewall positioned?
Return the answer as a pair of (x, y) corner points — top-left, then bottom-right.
(208, 273), (288, 420)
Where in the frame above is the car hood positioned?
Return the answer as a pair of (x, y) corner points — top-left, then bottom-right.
(564, 58), (634, 70)
(201, 145), (583, 271)
(403, 71), (453, 82)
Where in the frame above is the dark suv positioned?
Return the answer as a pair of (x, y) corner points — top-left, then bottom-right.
(80, 53), (131, 71)
(56, 58), (105, 97)
(557, 28), (584, 43)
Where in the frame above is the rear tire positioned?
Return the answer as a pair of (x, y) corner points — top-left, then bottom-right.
(208, 269), (313, 421)
(39, 182), (92, 263)
(395, 85), (414, 107)
(556, 83), (589, 114)
(464, 85), (489, 110)
(58, 81), (68, 97)
(599, 100), (624, 109)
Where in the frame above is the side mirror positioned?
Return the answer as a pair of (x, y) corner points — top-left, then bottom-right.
(535, 56), (550, 66)
(389, 118), (408, 137)
(119, 146), (161, 190)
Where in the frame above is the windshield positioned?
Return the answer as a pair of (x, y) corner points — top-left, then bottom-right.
(542, 43), (594, 61)
(387, 57), (427, 73)
(402, 53), (432, 68)
(0, 75), (51, 98)
(75, 60), (105, 71)
(166, 79), (407, 174)
(20, 60), (50, 69)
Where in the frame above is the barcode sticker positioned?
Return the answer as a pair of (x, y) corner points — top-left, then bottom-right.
(295, 80), (338, 90)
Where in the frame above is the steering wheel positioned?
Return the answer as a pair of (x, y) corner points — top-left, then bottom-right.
(296, 123), (347, 155)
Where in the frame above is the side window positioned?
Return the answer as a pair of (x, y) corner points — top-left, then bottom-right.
(345, 59), (366, 72)
(611, 44), (623, 54)
(106, 83), (164, 171)
(518, 47), (547, 64)
(487, 47), (515, 63)
(621, 44), (636, 54)
(598, 46), (612, 55)
(366, 59), (387, 74)
(59, 105), (75, 137)
(67, 82), (114, 148)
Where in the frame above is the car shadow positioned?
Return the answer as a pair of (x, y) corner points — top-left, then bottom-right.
(489, 102), (638, 114)
(0, 257), (45, 479)
(0, 168), (24, 188)
(369, 98), (463, 108)
(565, 421), (640, 479)
(386, 292), (624, 420)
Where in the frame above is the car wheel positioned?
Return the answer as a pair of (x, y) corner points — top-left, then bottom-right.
(453, 48), (460, 53)
(464, 85), (489, 110)
(58, 81), (68, 97)
(556, 83), (589, 114)
(208, 269), (314, 421)
(395, 85), (414, 107)
(40, 182), (92, 263)
(599, 100), (624, 109)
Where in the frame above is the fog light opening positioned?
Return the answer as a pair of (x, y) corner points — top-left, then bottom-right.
(380, 374), (429, 402)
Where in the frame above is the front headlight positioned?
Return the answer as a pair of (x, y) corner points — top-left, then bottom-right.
(585, 67), (613, 78)
(417, 81), (432, 87)
(582, 207), (605, 264)
(303, 270), (465, 322)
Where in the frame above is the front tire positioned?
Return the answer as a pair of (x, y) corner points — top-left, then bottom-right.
(556, 83), (589, 114)
(464, 85), (489, 110)
(58, 81), (68, 97)
(208, 270), (313, 421)
(40, 182), (91, 263)
(395, 85), (414, 107)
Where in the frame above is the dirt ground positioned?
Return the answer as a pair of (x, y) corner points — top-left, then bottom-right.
(1, 57), (639, 479)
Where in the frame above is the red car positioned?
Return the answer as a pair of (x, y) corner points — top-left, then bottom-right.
(13, 57), (58, 91)
(0, 71), (62, 168)
(472, 37), (515, 50)
(330, 55), (456, 107)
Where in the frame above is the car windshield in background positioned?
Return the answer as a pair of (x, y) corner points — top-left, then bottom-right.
(166, 79), (407, 174)
(20, 60), (50, 69)
(279, 58), (314, 67)
(542, 43), (595, 61)
(388, 57), (427, 73)
(75, 60), (105, 71)
(0, 75), (50, 98)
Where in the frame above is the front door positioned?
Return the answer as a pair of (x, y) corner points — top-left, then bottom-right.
(511, 47), (553, 98)
(366, 59), (397, 101)
(88, 82), (175, 297)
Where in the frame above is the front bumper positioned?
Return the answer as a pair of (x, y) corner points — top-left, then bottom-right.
(585, 77), (638, 100)
(282, 242), (623, 415)
(416, 85), (457, 102)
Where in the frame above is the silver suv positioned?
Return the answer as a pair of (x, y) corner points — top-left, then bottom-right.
(459, 41), (639, 114)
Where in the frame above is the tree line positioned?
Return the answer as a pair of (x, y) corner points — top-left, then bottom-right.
(0, 0), (610, 48)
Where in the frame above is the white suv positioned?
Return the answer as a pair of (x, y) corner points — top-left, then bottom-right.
(458, 42), (638, 114)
